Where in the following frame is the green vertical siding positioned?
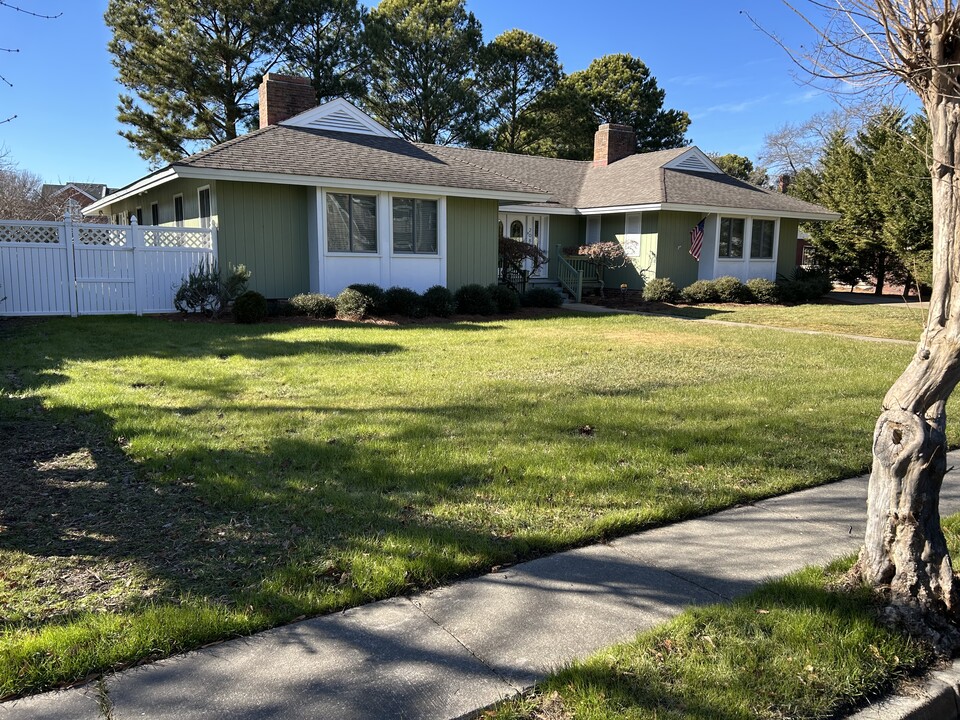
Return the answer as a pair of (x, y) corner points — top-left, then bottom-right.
(777, 219), (800, 278)
(100, 178), (215, 228)
(656, 210), (703, 288)
(446, 197), (499, 291)
(216, 182), (310, 299)
(547, 214), (581, 278)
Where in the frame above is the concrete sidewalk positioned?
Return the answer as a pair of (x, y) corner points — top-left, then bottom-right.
(7, 456), (960, 720)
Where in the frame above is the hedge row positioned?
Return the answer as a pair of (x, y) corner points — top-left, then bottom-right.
(289, 283), (564, 321)
(642, 271), (832, 305)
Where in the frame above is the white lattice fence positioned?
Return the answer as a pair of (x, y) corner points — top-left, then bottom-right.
(0, 218), (216, 317)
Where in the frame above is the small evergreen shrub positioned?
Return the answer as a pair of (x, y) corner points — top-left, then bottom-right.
(520, 287), (564, 308)
(713, 275), (748, 303)
(347, 283), (385, 314)
(454, 284), (497, 315)
(777, 269), (833, 303)
(289, 293), (337, 318)
(642, 277), (678, 303)
(422, 285), (456, 317)
(233, 290), (267, 324)
(382, 287), (425, 317)
(174, 261), (250, 316)
(336, 288), (374, 320)
(680, 279), (720, 304)
(488, 284), (521, 314)
(746, 278), (779, 304)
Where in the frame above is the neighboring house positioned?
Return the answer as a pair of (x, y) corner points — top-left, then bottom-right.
(84, 73), (838, 299)
(41, 183), (113, 221)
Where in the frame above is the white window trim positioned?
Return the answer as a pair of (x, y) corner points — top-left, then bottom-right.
(197, 185), (212, 229)
(321, 188), (381, 256)
(716, 216), (780, 265)
(173, 193), (185, 228)
(389, 192), (443, 257)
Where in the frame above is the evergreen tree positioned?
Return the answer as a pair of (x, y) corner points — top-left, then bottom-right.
(281, 0), (369, 105)
(365, 0), (484, 145)
(105, 0), (293, 166)
(520, 54), (689, 160)
(708, 153), (769, 186)
(475, 29), (562, 153)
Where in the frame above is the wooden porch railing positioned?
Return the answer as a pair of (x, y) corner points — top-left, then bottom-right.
(559, 256), (605, 302)
(557, 255), (584, 302)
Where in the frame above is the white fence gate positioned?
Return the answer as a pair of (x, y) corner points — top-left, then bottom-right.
(0, 216), (216, 317)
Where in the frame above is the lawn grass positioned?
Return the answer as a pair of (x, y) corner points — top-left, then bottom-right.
(656, 300), (927, 342)
(0, 311), (941, 698)
(485, 515), (960, 720)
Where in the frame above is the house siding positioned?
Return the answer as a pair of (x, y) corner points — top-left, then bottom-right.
(217, 181), (310, 299)
(777, 218), (800, 278)
(446, 197), (499, 291)
(101, 178), (215, 228)
(547, 215), (581, 279)
(656, 210), (703, 288)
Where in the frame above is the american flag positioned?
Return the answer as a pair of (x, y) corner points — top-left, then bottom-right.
(689, 219), (705, 261)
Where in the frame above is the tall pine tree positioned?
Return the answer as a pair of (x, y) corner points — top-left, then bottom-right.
(105, 0), (294, 166)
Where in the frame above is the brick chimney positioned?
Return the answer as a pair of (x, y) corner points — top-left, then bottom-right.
(593, 123), (636, 167)
(258, 74), (317, 128)
(777, 174), (791, 193)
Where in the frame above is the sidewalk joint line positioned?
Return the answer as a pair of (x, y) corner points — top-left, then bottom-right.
(404, 597), (525, 694)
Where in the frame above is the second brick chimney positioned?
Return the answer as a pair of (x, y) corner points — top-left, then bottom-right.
(593, 123), (636, 167)
(259, 74), (317, 128)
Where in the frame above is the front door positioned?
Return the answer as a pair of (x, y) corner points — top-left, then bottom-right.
(502, 213), (548, 279)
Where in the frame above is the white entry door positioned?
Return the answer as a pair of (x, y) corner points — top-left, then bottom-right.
(502, 213), (548, 279)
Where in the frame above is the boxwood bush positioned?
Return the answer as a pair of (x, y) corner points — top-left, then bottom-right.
(521, 287), (564, 308)
(336, 288), (374, 320)
(745, 278), (779, 304)
(642, 277), (678, 303)
(233, 291), (268, 324)
(680, 279), (720, 304)
(347, 283), (385, 314)
(488, 284), (521, 314)
(454, 284), (497, 315)
(382, 286), (425, 317)
(422, 285), (456, 317)
(289, 293), (337, 318)
(713, 275), (748, 303)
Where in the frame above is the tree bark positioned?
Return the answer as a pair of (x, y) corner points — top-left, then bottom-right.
(856, 74), (960, 647)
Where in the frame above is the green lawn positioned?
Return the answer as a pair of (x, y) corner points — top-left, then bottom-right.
(655, 301), (927, 342)
(0, 311), (938, 698)
(487, 515), (960, 720)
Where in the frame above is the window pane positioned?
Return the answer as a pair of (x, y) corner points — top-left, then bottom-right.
(510, 220), (523, 239)
(719, 218), (731, 257)
(326, 193), (351, 252)
(393, 198), (414, 253)
(174, 196), (184, 226)
(351, 195), (377, 253)
(415, 199), (438, 253)
(151, 203), (159, 226)
(751, 219), (775, 259)
(729, 218), (744, 258)
(199, 189), (211, 228)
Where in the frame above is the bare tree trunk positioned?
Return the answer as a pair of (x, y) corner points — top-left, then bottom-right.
(855, 91), (960, 649)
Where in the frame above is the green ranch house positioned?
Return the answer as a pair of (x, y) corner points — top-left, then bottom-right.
(85, 74), (838, 300)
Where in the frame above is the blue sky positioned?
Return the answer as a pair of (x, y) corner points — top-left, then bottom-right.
(0, 0), (840, 187)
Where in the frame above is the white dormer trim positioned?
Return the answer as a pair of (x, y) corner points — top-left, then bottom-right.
(662, 147), (723, 174)
(280, 98), (399, 138)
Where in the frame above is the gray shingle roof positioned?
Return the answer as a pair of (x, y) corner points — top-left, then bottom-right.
(175, 125), (546, 196)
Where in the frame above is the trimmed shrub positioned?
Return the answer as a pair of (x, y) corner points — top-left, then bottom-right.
(746, 278), (779, 304)
(382, 286), (425, 317)
(777, 269), (833, 304)
(454, 284), (497, 315)
(642, 277), (678, 303)
(336, 288), (374, 320)
(422, 285), (456, 317)
(347, 283), (385, 314)
(680, 279), (720, 304)
(289, 293), (337, 318)
(233, 291), (267, 324)
(713, 275), (748, 303)
(521, 286), (564, 308)
(488, 284), (521, 314)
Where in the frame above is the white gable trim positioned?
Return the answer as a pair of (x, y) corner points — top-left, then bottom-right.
(82, 168), (180, 215)
(50, 183), (99, 202)
(280, 98), (398, 138)
(662, 147), (723, 174)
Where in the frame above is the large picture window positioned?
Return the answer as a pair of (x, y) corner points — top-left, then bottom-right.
(327, 193), (377, 253)
(718, 217), (745, 258)
(751, 219), (775, 259)
(393, 198), (438, 254)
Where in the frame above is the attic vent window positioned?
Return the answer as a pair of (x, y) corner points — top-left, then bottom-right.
(674, 155), (713, 172)
(307, 109), (374, 134)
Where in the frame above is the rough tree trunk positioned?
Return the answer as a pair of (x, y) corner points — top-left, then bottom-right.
(855, 86), (960, 650)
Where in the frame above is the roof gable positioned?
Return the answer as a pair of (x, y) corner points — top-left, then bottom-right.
(280, 98), (398, 138)
(662, 148), (722, 174)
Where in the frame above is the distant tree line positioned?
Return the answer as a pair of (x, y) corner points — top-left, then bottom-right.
(103, 0), (690, 166)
